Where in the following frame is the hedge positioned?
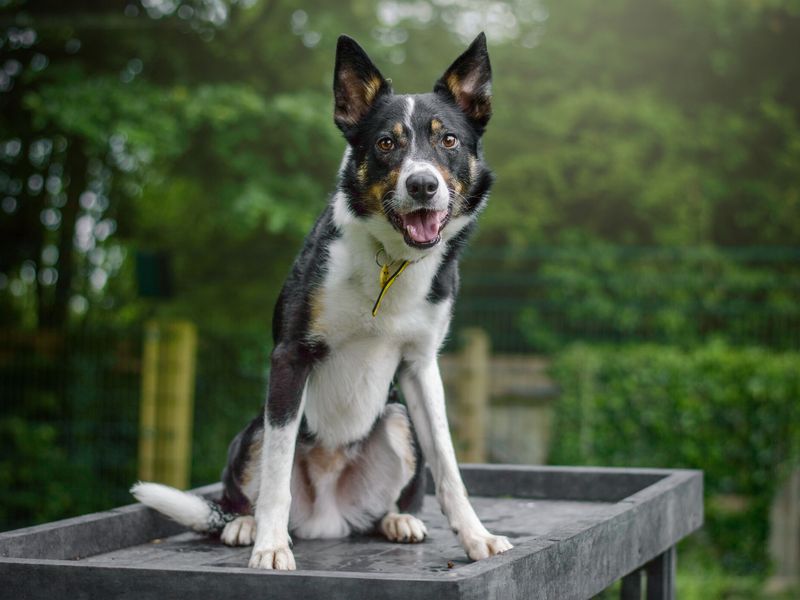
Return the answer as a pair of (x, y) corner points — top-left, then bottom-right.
(549, 342), (800, 575)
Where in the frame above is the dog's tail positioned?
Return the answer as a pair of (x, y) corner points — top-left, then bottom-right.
(130, 482), (235, 534)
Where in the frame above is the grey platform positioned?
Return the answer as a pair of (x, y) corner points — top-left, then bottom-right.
(0, 465), (703, 600)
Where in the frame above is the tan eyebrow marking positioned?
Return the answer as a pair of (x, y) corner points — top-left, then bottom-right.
(430, 119), (443, 134)
(392, 122), (404, 137)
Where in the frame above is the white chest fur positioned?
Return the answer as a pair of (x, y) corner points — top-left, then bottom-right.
(303, 218), (453, 449)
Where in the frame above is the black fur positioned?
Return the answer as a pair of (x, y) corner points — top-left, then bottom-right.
(221, 33), (494, 525)
(297, 414), (316, 445)
(396, 427), (427, 514)
(206, 501), (237, 533)
(270, 205), (338, 345)
(220, 414), (263, 515)
(266, 206), (338, 428)
(265, 342), (315, 427)
(427, 222), (475, 304)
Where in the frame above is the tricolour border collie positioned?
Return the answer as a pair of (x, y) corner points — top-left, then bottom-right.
(132, 32), (512, 570)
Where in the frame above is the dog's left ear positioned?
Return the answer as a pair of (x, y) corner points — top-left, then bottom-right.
(334, 35), (392, 136)
(434, 32), (492, 131)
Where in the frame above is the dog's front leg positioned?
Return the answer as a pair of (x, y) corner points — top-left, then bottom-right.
(400, 357), (513, 561)
(249, 342), (311, 570)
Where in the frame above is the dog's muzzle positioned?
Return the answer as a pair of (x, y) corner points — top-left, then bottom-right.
(392, 161), (451, 248)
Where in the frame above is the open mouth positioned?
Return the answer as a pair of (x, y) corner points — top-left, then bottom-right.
(395, 209), (450, 248)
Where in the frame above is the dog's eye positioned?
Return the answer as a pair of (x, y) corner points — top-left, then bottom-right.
(442, 134), (459, 149)
(376, 137), (395, 152)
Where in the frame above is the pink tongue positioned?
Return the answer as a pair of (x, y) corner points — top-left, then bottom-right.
(402, 210), (446, 243)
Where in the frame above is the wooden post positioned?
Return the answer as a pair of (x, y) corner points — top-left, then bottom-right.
(455, 328), (490, 463)
(137, 320), (197, 489)
(767, 468), (800, 592)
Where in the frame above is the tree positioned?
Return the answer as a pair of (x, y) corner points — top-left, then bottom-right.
(2, 0), (799, 334)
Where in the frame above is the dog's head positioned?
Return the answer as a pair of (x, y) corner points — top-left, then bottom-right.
(334, 34), (493, 255)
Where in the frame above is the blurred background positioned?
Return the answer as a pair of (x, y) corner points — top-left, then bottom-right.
(1, 0), (799, 597)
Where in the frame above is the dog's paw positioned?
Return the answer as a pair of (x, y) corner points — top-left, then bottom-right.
(248, 544), (296, 570)
(380, 512), (427, 543)
(460, 530), (513, 561)
(221, 516), (256, 547)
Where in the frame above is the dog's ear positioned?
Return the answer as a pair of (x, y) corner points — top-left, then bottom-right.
(334, 35), (391, 134)
(434, 32), (492, 131)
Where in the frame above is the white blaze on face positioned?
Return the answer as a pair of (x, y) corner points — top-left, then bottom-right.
(403, 97), (415, 146)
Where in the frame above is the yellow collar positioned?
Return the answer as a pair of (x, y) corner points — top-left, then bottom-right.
(372, 248), (411, 317)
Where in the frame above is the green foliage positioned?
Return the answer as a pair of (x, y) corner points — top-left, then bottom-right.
(178, 87), (340, 236)
(0, 329), (141, 530)
(4, 0), (800, 331)
(512, 244), (800, 352)
(549, 342), (800, 574)
(0, 417), (79, 525)
(479, 0), (800, 248)
(190, 330), (271, 486)
(124, 86), (341, 331)
(453, 244), (800, 354)
(678, 564), (799, 600)
(485, 88), (707, 246)
(24, 76), (183, 157)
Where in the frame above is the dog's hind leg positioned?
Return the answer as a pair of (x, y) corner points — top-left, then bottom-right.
(379, 511), (428, 544)
(221, 515), (257, 546)
(336, 403), (428, 542)
(216, 415), (263, 547)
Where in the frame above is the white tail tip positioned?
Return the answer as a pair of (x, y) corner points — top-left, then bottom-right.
(130, 481), (211, 532)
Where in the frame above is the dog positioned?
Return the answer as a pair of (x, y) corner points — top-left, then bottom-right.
(131, 32), (512, 570)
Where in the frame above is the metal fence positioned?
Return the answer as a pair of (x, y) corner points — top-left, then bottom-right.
(0, 327), (271, 531)
(0, 328), (142, 529)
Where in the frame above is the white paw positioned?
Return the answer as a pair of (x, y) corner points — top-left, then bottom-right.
(248, 544), (296, 570)
(380, 513), (428, 543)
(461, 530), (513, 561)
(221, 516), (256, 546)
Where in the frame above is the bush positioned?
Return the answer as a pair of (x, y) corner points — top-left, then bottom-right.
(454, 244), (800, 354)
(516, 244), (800, 352)
(549, 342), (800, 575)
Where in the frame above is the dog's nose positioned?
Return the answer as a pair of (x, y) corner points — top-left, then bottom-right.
(406, 172), (439, 202)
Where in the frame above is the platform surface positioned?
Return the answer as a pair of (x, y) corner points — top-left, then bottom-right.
(0, 465), (703, 600)
(84, 496), (611, 574)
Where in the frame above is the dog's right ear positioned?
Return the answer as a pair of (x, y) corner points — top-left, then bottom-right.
(334, 35), (391, 135)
